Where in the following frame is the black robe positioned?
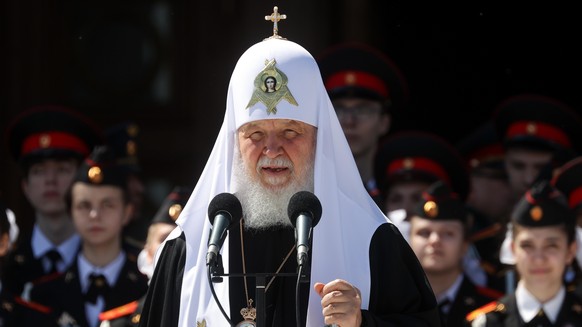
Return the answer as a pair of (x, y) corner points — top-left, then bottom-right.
(138, 223), (440, 326)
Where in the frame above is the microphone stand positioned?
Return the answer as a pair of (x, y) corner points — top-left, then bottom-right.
(207, 254), (233, 326)
(210, 270), (303, 327)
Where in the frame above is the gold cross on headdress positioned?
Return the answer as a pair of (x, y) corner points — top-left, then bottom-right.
(265, 6), (286, 39)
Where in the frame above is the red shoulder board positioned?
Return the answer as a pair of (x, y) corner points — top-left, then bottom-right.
(466, 301), (499, 322)
(99, 300), (139, 321)
(14, 296), (52, 314)
(476, 285), (504, 300)
(32, 271), (63, 285)
(470, 223), (502, 242)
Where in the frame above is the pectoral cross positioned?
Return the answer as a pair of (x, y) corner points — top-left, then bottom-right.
(264, 6), (286, 39)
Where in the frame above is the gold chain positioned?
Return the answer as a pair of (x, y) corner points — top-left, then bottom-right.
(239, 219), (295, 306)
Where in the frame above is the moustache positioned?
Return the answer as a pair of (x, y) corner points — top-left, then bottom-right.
(257, 156), (294, 170)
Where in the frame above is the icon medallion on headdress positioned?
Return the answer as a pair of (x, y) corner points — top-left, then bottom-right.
(246, 58), (298, 114)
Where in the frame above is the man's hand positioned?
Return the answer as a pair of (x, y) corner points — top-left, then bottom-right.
(314, 279), (362, 327)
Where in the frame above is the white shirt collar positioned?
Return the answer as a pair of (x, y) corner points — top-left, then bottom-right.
(32, 224), (81, 268)
(78, 251), (126, 292)
(438, 274), (464, 304)
(515, 281), (565, 323)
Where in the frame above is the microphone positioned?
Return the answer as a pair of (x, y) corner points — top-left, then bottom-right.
(287, 191), (322, 267)
(206, 193), (243, 266)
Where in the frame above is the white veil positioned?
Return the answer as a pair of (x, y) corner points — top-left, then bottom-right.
(167, 37), (388, 326)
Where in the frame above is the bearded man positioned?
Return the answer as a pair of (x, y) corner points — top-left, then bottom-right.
(138, 8), (439, 327)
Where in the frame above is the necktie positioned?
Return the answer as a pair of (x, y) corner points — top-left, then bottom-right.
(438, 298), (451, 326)
(84, 274), (110, 304)
(45, 249), (62, 274)
(526, 309), (552, 327)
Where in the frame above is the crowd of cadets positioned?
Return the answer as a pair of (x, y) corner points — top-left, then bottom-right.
(317, 43), (582, 326)
(1, 44), (582, 327)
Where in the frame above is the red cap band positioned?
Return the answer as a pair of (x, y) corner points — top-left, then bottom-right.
(506, 121), (571, 148)
(387, 157), (451, 185)
(325, 70), (389, 98)
(568, 187), (582, 209)
(21, 131), (90, 157)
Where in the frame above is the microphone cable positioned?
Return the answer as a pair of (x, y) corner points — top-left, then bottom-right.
(207, 265), (234, 326)
(295, 264), (305, 327)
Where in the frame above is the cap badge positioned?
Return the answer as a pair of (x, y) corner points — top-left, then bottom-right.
(530, 205), (543, 221)
(168, 204), (183, 221)
(246, 58), (298, 115)
(469, 158), (480, 168)
(345, 72), (357, 85)
(526, 122), (537, 135)
(424, 201), (438, 218)
(88, 166), (104, 184)
(126, 140), (137, 156)
(127, 124), (139, 137)
(403, 158), (415, 169)
(39, 134), (51, 148)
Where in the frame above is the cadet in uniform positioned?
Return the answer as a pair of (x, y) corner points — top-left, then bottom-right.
(0, 200), (19, 327)
(18, 146), (148, 327)
(3, 106), (103, 312)
(552, 156), (582, 297)
(466, 181), (582, 326)
(317, 42), (409, 207)
(493, 94), (582, 293)
(493, 94), (582, 205)
(98, 186), (191, 327)
(104, 121), (152, 250)
(408, 181), (503, 327)
(373, 130), (470, 237)
(456, 121), (514, 292)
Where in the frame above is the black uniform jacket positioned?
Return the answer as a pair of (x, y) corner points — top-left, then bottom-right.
(2, 233), (68, 297)
(16, 254), (148, 327)
(138, 223), (441, 327)
(442, 275), (503, 327)
(466, 290), (582, 326)
(98, 296), (145, 327)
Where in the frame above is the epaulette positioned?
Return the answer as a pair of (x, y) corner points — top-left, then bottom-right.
(480, 261), (498, 275)
(14, 296), (52, 314)
(470, 223), (502, 242)
(126, 252), (138, 263)
(19, 271), (63, 302)
(33, 271), (63, 284)
(466, 301), (504, 322)
(476, 285), (504, 300)
(99, 300), (139, 321)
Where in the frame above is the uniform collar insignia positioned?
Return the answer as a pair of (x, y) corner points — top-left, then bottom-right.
(58, 311), (80, 327)
(246, 58), (298, 115)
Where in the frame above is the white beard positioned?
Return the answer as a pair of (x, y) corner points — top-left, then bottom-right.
(233, 149), (314, 231)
